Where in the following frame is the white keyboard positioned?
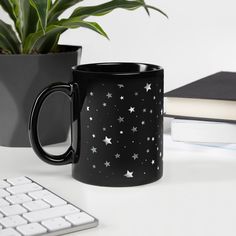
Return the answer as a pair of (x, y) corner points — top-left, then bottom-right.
(0, 177), (98, 236)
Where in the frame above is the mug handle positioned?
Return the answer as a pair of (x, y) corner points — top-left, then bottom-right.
(29, 82), (79, 166)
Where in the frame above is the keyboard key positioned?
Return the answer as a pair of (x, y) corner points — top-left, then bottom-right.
(65, 212), (95, 226)
(0, 180), (10, 189)
(43, 194), (67, 207)
(0, 204), (27, 216)
(0, 198), (10, 207)
(7, 183), (42, 195)
(16, 223), (47, 236)
(23, 204), (80, 223)
(28, 190), (52, 200)
(0, 189), (10, 197)
(0, 215), (27, 228)
(42, 217), (71, 231)
(6, 194), (32, 204)
(0, 228), (21, 236)
(23, 200), (50, 212)
(7, 177), (32, 186)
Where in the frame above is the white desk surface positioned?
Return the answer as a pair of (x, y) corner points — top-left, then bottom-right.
(1, 135), (236, 236)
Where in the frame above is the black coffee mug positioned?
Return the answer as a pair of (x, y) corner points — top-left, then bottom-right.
(29, 63), (164, 187)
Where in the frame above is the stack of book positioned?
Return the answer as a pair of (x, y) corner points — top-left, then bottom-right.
(165, 71), (236, 144)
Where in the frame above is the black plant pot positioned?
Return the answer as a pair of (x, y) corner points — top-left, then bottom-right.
(0, 45), (82, 147)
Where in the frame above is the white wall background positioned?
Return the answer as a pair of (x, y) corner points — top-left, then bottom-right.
(1, 0), (236, 92)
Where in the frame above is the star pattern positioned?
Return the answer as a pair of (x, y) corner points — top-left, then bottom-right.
(103, 136), (112, 145)
(124, 171), (133, 178)
(79, 79), (163, 184)
(144, 83), (152, 92)
(129, 107), (135, 113)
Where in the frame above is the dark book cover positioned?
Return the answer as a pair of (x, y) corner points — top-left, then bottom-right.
(165, 71), (236, 101)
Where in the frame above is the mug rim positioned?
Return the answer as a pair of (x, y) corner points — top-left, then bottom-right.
(72, 62), (163, 76)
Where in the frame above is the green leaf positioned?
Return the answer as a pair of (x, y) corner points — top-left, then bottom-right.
(29, 0), (51, 33)
(0, 20), (20, 53)
(71, 0), (141, 19)
(23, 18), (108, 53)
(48, 0), (83, 23)
(71, 0), (167, 19)
(9, 0), (32, 41)
(0, 33), (17, 54)
(0, 0), (16, 22)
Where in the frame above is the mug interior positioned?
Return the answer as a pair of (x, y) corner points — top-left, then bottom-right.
(73, 63), (162, 75)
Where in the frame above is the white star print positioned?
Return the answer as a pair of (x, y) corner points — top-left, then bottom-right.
(144, 83), (152, 92)
(103, 103), (107, 107)
(118, 84), (124, 88)
(90, 92), (94, 96)
(118, 117), (124, 123)
(91, 146), (97, 153)
(86, 106), (90, 111)
(120, 131), (124, 134)
(129, 107), (135, 113)
(89, 117), (93, 121)
(102, 127), (106, 131)
(103, 136), (112, 145)
(115, 153), (120, 159)
(151, 160), (155, 165)
(120, 96), (124, 100)
(124, 170), (133, 178)
(143, 108), (146, 112)
(152, 137), (155, 141)
(153, 96), (156, 100)
(150, 109), (153, 114)
(147, 137), (150, 141)
(106, 92), (112, 99)
(131, 127), (138, 133)
(141, 121), (145, 125)
(92, 165), (96, 168)
(92, 134), (96, 138)
(134, 92), (139, 96)
(104, 161), (110, 167)
(132, 154), (139, 160)
(146, 149), (150, 153)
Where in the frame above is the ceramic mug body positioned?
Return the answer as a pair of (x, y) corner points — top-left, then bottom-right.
(29, 63), (164, 187)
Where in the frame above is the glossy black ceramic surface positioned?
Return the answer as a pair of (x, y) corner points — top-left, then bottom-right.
(29, 63), (164, 187)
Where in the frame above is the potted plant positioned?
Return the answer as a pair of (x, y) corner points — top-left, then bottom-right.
(0, 0), (166, 147)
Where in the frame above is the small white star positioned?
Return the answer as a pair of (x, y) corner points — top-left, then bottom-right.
(143, 108), (146, 112)
(124, 170), (133, 178)
(153, 96), (156, 100)
(92, 134), (96, 138)
(118, 117), (124, 123)
(129, 107), (135, 113)
(159, 152), (162, 157)
(90, 92), (94, 96)
(91, 146), (97, 153)
(92, 165), (96, 168)
(141, 121), (145, 125)
(89, 117), (93, 121)
(115, 153), (120, 159)
(86, 106), (90, 111)
(131, 127), (138, 133)
(146, 149), (150, 153)
(152, 137), (155, 141)
(150, 109), (153, 114)
(159, 89), (162, 93)
(161, 109), (163, 115)
(144, 83), (152, 92)
(118, 84), (124, 88)
(120, 131), (124, 134)
(151, 160), (155, 165)
(102, 127), (106, 131)
(120, 96), (124, 100)
(147, 137), (150, 141)
(132, 154), (139, 160)
(134, 92), (139, 96)
(103, 136), (112, 145)
(103, 103), (107, 107)
(106, 92), (112, 99)
(104, 161), (110, 167)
